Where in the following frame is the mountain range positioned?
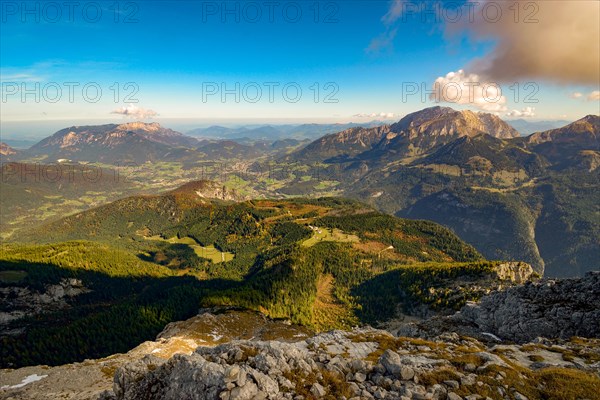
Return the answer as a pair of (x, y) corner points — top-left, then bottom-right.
(24, 122), (199, 164)
(1, 109), (599, 398)
(507, 118), (572, 135)
(9, 122), (309, 164)
(280, 107), (599, 277)
(186, 121), (387, 141)
(2, 107), (598, 277)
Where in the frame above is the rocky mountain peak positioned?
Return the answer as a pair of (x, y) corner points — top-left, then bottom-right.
(526, 114), (599, 145)
(581, 114), (600, 125)
(390, 106), (519, 140)
(549, 114), (598, 134)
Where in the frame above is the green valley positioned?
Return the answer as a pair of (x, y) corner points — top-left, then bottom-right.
(0, 187), (531, 368)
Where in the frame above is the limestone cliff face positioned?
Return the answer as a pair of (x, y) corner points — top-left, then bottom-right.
(389, 107), (520, 140)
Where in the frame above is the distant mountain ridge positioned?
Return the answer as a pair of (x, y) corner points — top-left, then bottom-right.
(31, 122), (197, 149)
(20, 122), (307, 164)
(507, 118), (571, 135)
(287, 108), (597, 172)
(26, 122), (199, 163)
(187, 121), (389, 141)
(524, 115), (600, 170)
(526, 115), (599, 145)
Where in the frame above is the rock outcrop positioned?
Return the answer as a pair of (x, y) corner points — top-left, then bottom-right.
(493, 262), (535, 284)
(459, 271), (600, 342)
(0, 310), (311, 400)
(101, 327), (600, 400)
(400, 271), (600, 343)
(2, 302), (600, 400)
(3, 273), (600, 400)
(0, 278), (89, 332)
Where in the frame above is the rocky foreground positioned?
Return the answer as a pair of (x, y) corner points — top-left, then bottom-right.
(100, 328), (600, 400)
(2, 274), (599, 400)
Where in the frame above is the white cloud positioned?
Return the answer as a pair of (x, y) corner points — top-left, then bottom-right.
(374, 1), (600, 85)
(569, 90), (600, 102)
(506, 107), (536, 118)
(354, 112), (397, 119)
(367, 0), (413, 53)
(111, 104), (158, 119)
(381, 0), (407, 25)
(449, 1), (600, 85)
(366, 28), (397, 54)
(430, 69), (507, 113)
(1, 60), (123, 84)
(587, 91), (600, 101)
(0, 73), (42, 83)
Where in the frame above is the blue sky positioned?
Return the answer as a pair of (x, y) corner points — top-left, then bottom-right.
(1, 0), (599, 130)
